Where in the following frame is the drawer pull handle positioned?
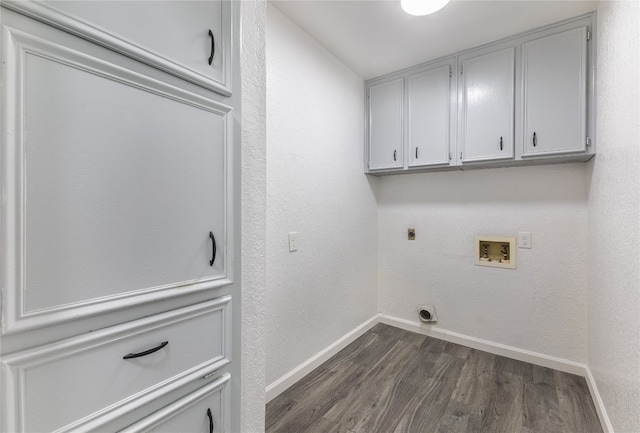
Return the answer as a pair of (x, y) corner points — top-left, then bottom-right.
(208, 30), (215, 65)
(415, 147), (418, 159)
(393, 150), (397, 161)
(209, 231), (217, 266)
(533, 132), (537, 147)
(207, 408), (214, 433)
(123, 341), (168, 359)
(500, 136), (503, 151)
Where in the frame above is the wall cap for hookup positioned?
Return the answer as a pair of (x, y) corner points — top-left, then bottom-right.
(417, 305), (437, 323)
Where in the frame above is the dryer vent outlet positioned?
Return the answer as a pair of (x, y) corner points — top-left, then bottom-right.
(417, 305), (437, 323)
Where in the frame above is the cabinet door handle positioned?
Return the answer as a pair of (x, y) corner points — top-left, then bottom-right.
(415, 147), (418, 159)
(500, 136), (503, 151)
(533, 132), (537, 147)
(123, 341), (168, 359)
(393, 150), (397, 161)
(208, 30), (215, 65)
(209, 231), (217, 266)
(207, 408), (214, 433)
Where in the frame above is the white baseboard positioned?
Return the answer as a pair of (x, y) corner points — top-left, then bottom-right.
(265, 315), (378, 403)
(379, 314), (588, 376)
(584, 367), (614, 433)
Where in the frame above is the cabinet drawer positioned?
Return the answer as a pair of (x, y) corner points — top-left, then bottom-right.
(120, 374), (231, 433)
(1, 297), (231, 433)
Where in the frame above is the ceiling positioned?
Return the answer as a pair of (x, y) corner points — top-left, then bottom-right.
(271, 0), (599, 80)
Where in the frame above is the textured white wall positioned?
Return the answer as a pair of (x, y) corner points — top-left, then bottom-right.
(377, 164), (589, 363)
(265, 4), (378, 385)
(588, 2), (640, 432)
(240, 1), (267, 432)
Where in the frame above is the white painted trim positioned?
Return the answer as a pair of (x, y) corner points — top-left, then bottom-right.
(379, 314), (587, 376)
(584, 368), (614, 433)
(265, 315), (378, 403)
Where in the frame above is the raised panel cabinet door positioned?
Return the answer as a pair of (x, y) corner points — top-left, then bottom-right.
(408, 65), (452, 167)
(522, 27), (587, 157)
(368, 78), (404, 170)
(119, 374), (231, 433)
(459, 47), (515, 163)
(1, 10), (232, 332)
(6, 0), (231, 94)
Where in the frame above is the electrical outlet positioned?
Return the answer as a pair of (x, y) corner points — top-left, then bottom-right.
(518, 232), (532, 249)
(288, 232), (298, 252)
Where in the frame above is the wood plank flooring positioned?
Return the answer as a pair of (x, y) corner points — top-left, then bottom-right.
(266, 324), (603, 433)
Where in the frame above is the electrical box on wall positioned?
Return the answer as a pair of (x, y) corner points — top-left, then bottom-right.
(475, 236), (516, 269)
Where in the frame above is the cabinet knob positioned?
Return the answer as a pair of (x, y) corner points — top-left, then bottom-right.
(207, 408), (214, 433)
(209, 231), (217, 266)
(533, 132), (537, 147)
(208, 30), (215, 65)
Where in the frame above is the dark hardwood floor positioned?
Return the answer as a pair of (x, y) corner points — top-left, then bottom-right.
(266, 324), (603, 433)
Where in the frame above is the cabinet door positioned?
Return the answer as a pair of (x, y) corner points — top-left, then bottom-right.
(5, 0), (232, 95)
(119, 374), (231, 433)
(1, 10), (232, 332)
(522, 27), (587, 157)
(368, 78), (404, 170)
(407, 65), (452, 167)
(459, 47), (515, 163)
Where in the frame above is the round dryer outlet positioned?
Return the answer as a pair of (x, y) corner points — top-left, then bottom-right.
(417, 305), (437, 323)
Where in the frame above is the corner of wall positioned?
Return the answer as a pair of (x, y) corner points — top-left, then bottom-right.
(587, 1), (640, 432)
(240, 1), (267, 432)
(265, 3), (378, 391)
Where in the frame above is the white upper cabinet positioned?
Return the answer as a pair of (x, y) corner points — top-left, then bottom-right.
(458, 47), (515, 163)
(365, 14), (594, 175)
(407, 63), (453, 168)
(521, 27), (588, 157)
(3, 0), (232, 95)
(368, 78), (404, 170)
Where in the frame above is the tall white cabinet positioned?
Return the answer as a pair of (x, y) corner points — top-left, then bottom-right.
(1, 2), (240, 432)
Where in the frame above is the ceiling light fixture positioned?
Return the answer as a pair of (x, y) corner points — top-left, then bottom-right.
(401, 0), (450, 16)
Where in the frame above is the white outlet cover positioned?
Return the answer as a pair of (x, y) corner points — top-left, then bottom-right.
(518, 232), (532, 249)
(288, 232), (298, 252)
